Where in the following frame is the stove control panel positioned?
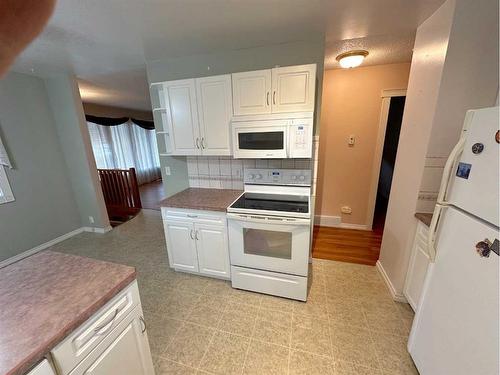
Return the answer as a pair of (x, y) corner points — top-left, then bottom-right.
(244, 168), (312, 186)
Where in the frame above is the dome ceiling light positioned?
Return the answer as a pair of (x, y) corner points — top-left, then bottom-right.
(336, 50), (369, 69)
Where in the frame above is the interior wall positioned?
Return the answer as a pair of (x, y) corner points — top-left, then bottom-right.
(0, 73), (81, 261)
(379, 0), (499, 297)
(83, 102), (153, 121)
(45, 74), (110, 229)
(315, 63), (411, 226)
(146, 39), (325, 198)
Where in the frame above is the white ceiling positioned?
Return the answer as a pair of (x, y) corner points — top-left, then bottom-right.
(12, 0), (445, 111)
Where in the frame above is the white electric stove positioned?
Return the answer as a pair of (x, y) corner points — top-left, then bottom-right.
(227, 168), (312, 301)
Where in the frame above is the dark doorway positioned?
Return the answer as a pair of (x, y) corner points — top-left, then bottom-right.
(373, 96), (406, 232)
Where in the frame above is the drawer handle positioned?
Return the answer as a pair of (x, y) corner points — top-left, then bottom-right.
(187, 214), (198, 218)
(93, 308), (119, 336)
(139, 316), (147, 333)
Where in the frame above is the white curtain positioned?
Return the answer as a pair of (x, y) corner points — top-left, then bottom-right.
(87, 120), (161, 185)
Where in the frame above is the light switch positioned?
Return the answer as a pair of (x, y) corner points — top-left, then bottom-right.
(348, 135), (355, 146)
(165, 166), (171, 175)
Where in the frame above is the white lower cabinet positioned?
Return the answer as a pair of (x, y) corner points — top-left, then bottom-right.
(67, 306), (153, 375)
(51, 281), (154, 375)
(404, 220), (431, 310)
(27, 360), (56, 375)
(162, 208), (230, 280)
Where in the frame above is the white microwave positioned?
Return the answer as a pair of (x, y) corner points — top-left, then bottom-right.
(231, 112), (313, 159)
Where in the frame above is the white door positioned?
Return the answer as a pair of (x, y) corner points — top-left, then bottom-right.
(271, 64), (316, 113)
(232, 69), (272, 115)
(195, 75), (232, 155)
(164, 79), (201, 155)
(408, 207), (499, 375)
(164, 220), (199, 272)
(446, 107), (499, 226)
(195, 223), (230, 279)
(72, 307), (154, 375)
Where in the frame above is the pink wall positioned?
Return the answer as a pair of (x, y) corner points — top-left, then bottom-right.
(316, 63), (411, 225)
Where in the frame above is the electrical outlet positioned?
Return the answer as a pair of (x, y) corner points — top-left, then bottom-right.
(89, 216), (95, 224)
(348, 135), (355, 146)
(165, 166), (171, 176)
(341, 206), (352, 214)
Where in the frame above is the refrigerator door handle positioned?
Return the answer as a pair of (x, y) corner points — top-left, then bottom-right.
(437, 136), (466, 205)
(427, 203), (446, 262)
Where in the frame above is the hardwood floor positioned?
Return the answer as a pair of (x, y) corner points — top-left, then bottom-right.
(312, 226), (383, 266)
(139, 180), (166, 210)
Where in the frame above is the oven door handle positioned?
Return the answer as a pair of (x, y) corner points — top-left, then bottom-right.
(227, 213), (310, 226)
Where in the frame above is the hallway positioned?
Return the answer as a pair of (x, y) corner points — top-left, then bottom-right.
(139, 180), (166, 210)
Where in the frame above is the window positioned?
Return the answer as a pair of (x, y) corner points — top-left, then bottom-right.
(0, 166), (14, 204)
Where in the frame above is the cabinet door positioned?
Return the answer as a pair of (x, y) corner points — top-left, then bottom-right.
(271, 64), (316, 113)
(232, 69), (272, 116)
(404, 224), (430, 310)
(71, 307), (154, 375)
(27, 360), (56, 375)
(164, 79), (201, 155)
(195, 223), (230, 279)
(196, 75), (232, 155)
(164, 220), (199, 272)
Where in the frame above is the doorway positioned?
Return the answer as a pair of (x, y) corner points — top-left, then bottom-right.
(370, 95), (406, 232)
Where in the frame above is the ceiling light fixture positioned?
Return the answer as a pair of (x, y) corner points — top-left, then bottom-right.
(336, 50), (369, 69)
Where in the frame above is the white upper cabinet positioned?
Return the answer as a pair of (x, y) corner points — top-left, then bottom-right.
(195, 75), (232, 155)
(271, 64), (316, 113)
(232, 69), (272, 115)
(232, 64), (316, 116)
(163, 79), (201, 155)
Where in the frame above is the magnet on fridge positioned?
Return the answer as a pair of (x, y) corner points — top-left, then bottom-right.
(456, 162), (472, 179)
(471, 143), (484, 154)
(495, 130), (500, 144)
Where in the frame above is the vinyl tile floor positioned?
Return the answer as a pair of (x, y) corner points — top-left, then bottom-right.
(49, 209), (418, 375)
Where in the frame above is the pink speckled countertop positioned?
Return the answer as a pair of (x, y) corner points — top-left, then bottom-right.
(160, 188), (243, 212)
(0, 251), (136, 375)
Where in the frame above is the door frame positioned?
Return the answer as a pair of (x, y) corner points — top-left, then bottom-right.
(365, 89), (407, 230)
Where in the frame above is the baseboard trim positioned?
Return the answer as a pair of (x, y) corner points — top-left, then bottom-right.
(83, 225), (113, 234)
(314, 215), (370, 231)
(0, 227), (85, 269)
(0, 225), (113, 269)
(376, 260), (408, 303)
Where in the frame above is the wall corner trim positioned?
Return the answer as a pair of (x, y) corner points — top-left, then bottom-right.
(0, 227), (85, 269)
(376, 260), (408, 303)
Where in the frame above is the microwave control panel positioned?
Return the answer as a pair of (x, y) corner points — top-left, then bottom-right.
(288, 122), (313, 158)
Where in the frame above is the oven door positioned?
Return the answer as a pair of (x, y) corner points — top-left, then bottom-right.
(227, 213), (310, 276)
(232, 124), (288, 159)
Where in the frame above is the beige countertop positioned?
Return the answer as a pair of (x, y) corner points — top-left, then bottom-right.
(0, 251), (136, 375)
(160, 188), (243, 212)
(415, 212), (433, 227)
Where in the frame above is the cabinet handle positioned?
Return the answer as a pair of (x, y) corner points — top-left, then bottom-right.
(273, 90), (276, 105)
(202, 137), (206, 149)
(187, 214), (198, 218)
(196, 138), (200, 149)
(139, 316), (147, 333)
(190, 229), (195, 239)
(94, 308), (119, 336)
(266, 92), (270, 106)
(195, 230), (199, 240)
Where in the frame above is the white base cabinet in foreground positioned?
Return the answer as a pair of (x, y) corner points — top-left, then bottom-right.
(162, 208), (230, 280)
(404, 220), (430, 310)
(51, 281), (154, 375)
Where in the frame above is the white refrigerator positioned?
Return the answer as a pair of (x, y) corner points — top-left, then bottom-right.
(408, 106), (499, 375)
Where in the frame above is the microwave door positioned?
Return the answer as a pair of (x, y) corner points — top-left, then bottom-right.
(233, 125), (288, 158)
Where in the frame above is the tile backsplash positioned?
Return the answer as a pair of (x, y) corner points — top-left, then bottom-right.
(416, 156), (447, 212)
(187, 157), (313, 190)
(187, 137), (319, 191)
